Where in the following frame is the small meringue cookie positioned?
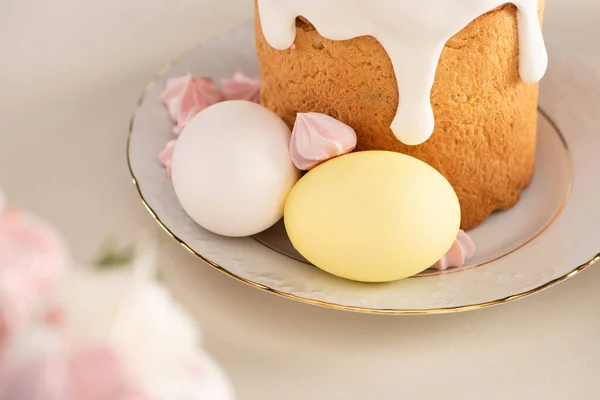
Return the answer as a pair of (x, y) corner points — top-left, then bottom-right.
(0, 207), (68, 342)
(70, 346), (150, 400)
(158, 139), (177, 178)
(290, 113), (357, 170)
(174, 105), (203, 136)
(430, 230), (475, 271)
(221, 73), (260, 103)
(161, 74), (223, 128)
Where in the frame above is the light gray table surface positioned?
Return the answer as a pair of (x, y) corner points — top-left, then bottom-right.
(1, 1), (599, 399)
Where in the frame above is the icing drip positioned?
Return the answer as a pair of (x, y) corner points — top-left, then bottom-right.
(257, 0), (548, 145)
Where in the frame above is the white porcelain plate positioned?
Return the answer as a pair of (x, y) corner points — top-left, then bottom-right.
(128, 23), (600, 314)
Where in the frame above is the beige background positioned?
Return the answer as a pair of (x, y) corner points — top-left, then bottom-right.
(1, 1), (599, 399)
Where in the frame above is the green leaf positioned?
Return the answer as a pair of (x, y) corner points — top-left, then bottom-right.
(94, 236), (134, 269)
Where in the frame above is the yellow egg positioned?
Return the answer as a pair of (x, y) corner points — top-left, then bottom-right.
(284, 151), (461, 283)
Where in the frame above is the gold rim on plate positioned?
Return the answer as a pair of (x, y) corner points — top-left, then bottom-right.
(126, 22), (600, 315)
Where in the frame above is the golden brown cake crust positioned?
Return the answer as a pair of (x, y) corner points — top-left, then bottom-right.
(255, 2), (545, 230)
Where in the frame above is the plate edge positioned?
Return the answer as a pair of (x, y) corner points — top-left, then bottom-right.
(125, 21), (600, 315)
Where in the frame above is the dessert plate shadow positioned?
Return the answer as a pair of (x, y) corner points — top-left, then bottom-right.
(127, 23), (600, 314)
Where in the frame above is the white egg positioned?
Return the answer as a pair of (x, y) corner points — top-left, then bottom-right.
(171, 100), (300, 237)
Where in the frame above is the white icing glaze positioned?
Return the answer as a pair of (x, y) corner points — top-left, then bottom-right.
(258, 0), (548, 145)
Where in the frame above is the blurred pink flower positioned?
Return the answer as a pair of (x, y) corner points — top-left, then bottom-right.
(0, 208), (67, 345)
(0, 316), (7, 348)
(0, 195), (236, 399)
(222, 73), (260, 103)
(0, 347), (148, 400)
(0, 354), (69, 400)
(43, 308), (66, 328)
(161, 74), (223, 135)
(70, 346), (149, 400)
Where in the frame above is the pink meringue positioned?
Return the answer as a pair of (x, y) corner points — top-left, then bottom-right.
(158, 139), (176, 179)
(430, 230), (476, 271)
(0, 315), (7, 348)
(290, 113), (357, 170)
(222, 72), (261, 103)
(70, 346), (149, 400)
(0, 347), (148, 400)
(161, 74), (223, 135)
(173, 105), (203, 135)
(0, 208), (67, 338)
(0, 354), (70, 400)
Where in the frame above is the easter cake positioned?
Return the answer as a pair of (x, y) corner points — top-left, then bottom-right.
(255, 0), (547, 230)
(157, 0), (548, 283)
